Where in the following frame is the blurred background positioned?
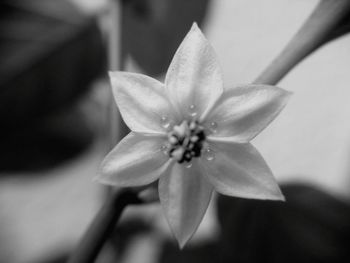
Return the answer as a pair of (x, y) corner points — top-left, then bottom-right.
(0, 0), (349, 262)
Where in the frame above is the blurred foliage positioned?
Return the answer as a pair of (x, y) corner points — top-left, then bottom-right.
(121, 0), (210, 76)
(0, 0), (106, 171)
(216, 184), (350, 263)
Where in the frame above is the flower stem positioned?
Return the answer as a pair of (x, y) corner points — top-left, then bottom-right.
(108, 0), (129, 148)
(254, 0), (350, 85)
(67, 190), (142, 263)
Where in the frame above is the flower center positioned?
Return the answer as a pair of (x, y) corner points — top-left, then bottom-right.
(167, 120), (206, 163)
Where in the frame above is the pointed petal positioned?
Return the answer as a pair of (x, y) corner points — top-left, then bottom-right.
(165, 23), (223, 121)
(200, 140), (284, 201)
(206, 84), (292, 143)
(97, 132), (170, 187)
(159, 161), (213, 248)
(109, 71), (178, 134)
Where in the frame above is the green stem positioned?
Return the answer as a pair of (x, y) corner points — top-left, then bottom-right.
(255, 0), (350, 85)
(67, 190), (141, 263)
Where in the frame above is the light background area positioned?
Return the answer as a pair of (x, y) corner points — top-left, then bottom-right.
(1, 0), (350, 262)
(205, 0), (350, 199)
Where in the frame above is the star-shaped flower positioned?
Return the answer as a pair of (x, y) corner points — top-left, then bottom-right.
(97, 23), (291, 248)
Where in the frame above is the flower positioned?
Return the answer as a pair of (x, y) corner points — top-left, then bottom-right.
(97, 23), (291, 248)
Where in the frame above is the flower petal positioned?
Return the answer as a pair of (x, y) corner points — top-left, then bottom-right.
(97, 132), (170, 187)
(109, 71), (178, 134)
(165, 23), (223, 121)
(158, 161), (213, 248)
(199, 140), (284, 201)
(206, 84), (292, 143)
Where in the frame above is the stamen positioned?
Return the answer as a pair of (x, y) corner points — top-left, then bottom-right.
(173, 121), (188, 138)
(171, 147), (185, 162)
(169, 136), (178, 145)
(190, 135), (199, 142)
(189, 121), (197, 130)
(167, 120), (206, 164)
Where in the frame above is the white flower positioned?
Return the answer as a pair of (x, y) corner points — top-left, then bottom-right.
(97, 23), (291, 248)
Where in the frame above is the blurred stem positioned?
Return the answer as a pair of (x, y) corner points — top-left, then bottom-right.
(108, 0), (129, 149)
(67, 190), (142, 263)
(255, 0), (350, 85)
(68, 1), (132, 263)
